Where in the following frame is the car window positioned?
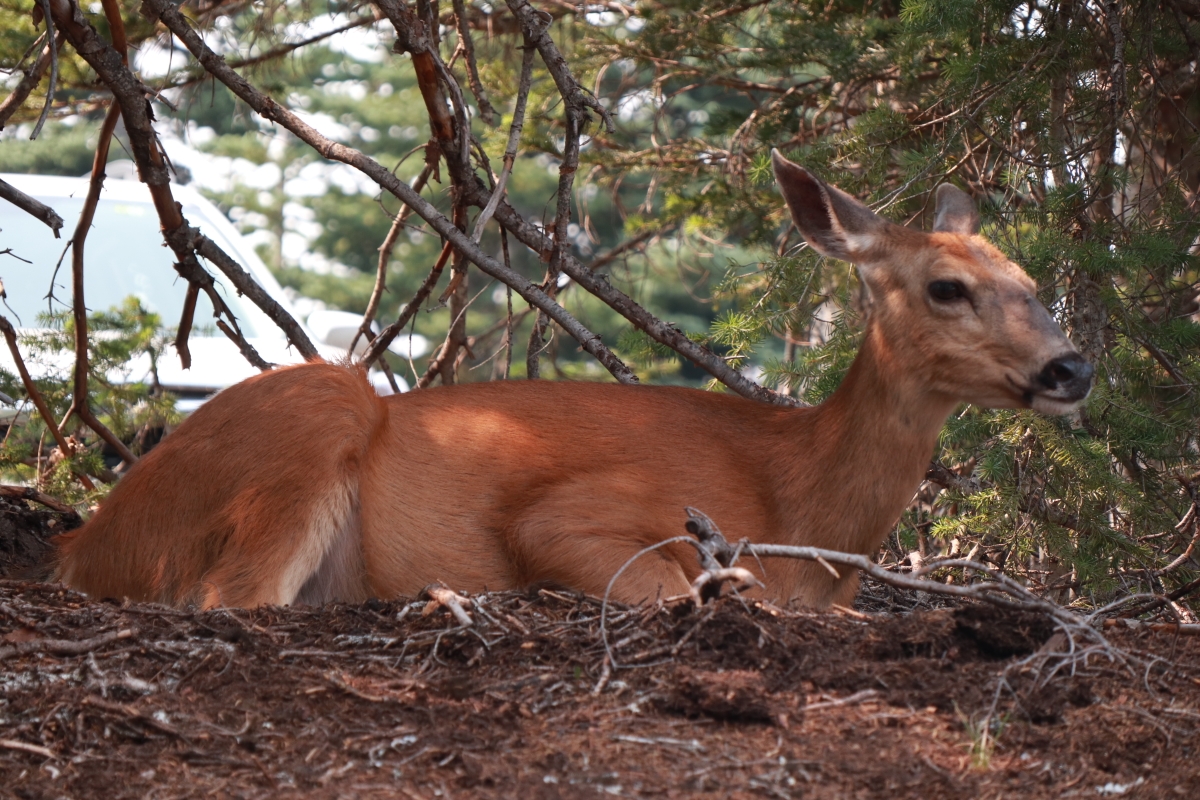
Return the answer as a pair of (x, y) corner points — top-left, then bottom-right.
(0, 196), (262, 337)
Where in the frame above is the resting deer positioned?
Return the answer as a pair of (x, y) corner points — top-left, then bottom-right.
(53, 152), (1093, 609)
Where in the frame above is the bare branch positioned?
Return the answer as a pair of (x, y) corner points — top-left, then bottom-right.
(470, 35), (536, 242)
(924, 461), (982, 494)
(0, 33), (62, 131)
(0, 628), (134, 661)
(350, 163), (434, 356)
(174, 282), (199, 371)
(0, 484), (79, 516)
(30, 0), (59, 140)
(68, 102), (138, 468)
(145, 0), (638, 385)
(51, 0), (316, 365)
(156, 16), (379, 91)
(451, 0), (498, 125)
(0, 315), (95, 491)
(191, 234), (317, 359)
(0, 178), (63, 237)
(362, 242), (453, 367)
(505, 0), (614, 133)
(480, 196), (788, 402)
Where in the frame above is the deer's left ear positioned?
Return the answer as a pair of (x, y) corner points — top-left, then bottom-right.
(771, 150), (889, 265)
(932, 184), (980, 235)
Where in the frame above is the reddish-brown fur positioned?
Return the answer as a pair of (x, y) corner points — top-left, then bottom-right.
(53, 156), (1091, 608)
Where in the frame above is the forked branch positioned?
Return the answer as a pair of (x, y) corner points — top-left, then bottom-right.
(50, 0), (316, 366)
(144, 0), (638, 385)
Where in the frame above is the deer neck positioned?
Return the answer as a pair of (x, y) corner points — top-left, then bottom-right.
(775, 322), (958, 557)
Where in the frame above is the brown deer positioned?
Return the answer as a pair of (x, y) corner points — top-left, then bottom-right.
(52, 152), (1093, 609)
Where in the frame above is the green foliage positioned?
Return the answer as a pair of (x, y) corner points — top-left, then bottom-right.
(584, 0), (1200, 605)
(0, 299), (180, 506)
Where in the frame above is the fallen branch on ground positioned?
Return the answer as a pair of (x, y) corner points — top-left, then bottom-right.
(0, 485), (79, 517)
(0, 628), (134, 661)
(422, 584), (474, 627)
(0, 738), (55, 759)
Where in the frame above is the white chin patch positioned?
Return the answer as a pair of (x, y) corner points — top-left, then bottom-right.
(1030, 395), (1086, 415)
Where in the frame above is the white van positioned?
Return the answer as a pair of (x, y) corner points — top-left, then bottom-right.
(0, 171), (414, 418)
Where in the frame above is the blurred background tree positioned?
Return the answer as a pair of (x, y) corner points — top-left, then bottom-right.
(1, 0), (1198, 610)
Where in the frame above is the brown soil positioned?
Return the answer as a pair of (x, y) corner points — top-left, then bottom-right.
(1, 501), (1198, 799)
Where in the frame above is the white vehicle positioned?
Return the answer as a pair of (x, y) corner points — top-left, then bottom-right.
(0, 170), (418, 418)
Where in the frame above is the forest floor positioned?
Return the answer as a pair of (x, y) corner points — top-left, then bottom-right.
(1, 496), (1198, 799)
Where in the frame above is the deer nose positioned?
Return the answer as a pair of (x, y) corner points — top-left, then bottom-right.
(1036, 353), (1094, 394)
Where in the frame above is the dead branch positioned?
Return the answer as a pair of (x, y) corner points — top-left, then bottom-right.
(688, 567), (763, 607)
(156, 15), (379, 91)
(1120, 574), (1200, 619)
(377, 0), (472, 181)
(0, 315), (95, 491)
(30, 0), (58, 139)
(434, 203), (472, 386)
(924, 460), (983, 494)
(0, 628), (133, 661)
(0, 32), (62, 131)
(505, 0), (613, 134)
(479, 196), (787, 402)
(0, 738), (55, 759)
(191, 234), (317, 359)
(362, 241), (453, 366)
(0, 484), (79, 517)
(144, 0), (638, 385)
(174, 282), (199, 370)
(68, 101), (138, 468)
(469, 32), (536, 243)
(50, 0), (315, 365)
(350, 162), (434, 356)
(422, 584), (474, 627)
(451, 0), (498, 125)
(0, 178), (63, 236)
(680, 508), (1121, 653)
(503, 1), (595, 380)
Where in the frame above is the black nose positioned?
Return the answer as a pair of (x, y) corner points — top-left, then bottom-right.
(1036, 353), (1094, 392)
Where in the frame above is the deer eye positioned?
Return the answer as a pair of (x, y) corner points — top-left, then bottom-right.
(928, 280), (966, 302)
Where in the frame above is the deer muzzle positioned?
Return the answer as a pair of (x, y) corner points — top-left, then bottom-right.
(1030, 352), (1094, 410)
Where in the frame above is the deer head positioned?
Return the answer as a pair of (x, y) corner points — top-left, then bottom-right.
(771, 150), (1093, 414)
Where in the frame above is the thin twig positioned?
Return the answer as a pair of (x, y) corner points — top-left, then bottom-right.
(0, 739), (55, 759)
(451, 0), (498, 125)
(30, 0), (58, 140)
(48, 0), (315, 366)
(67, 101), (137, 468)
(361, 241), (453, 366)
(174, 283), (199, 371)
(0, 32), (62, 131)
(0, 315), (95, 491)
(0, 628), (133, 661)
(469, 33), (536, 243)
(350, 163), (434, 356)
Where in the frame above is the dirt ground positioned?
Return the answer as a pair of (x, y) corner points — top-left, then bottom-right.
(1, 498), (1198, 799)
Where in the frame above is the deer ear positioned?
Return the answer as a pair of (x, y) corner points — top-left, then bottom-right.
(932, 184), (980, 235)
(771, 150), (886, 264)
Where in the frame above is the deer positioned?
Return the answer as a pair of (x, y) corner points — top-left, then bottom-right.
(51, 152), (1093, 610)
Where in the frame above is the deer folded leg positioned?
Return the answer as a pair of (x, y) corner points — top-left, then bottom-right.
(505, 523), (695, 605)
(195, 482), (368, 608)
